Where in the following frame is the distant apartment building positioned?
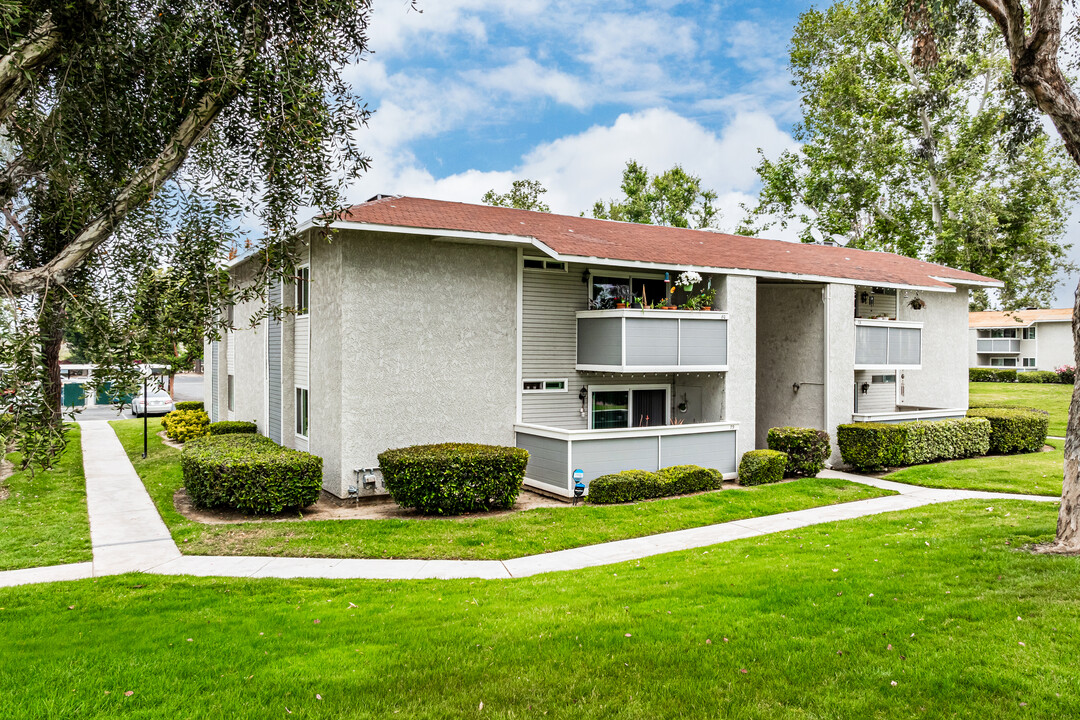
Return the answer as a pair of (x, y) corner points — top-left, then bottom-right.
(969, 308), (1072, 371)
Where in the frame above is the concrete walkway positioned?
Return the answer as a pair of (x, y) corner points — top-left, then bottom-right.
(0, 423), (1060, 588)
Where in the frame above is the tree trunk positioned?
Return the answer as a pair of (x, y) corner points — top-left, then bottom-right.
(38, 290), (65, 426)
(1052, 280), (1080, 551)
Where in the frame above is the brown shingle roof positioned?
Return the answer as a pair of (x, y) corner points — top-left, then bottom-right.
(333, 196), (1001, 290)
(969, 308), (1073, 328)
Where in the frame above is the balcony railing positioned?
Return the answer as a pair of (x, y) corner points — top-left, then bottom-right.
(854, 319), (922, 370)
(976, 338), (1020, 354)
(576, 309), (728, 372)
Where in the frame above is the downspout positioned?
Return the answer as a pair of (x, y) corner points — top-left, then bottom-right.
(822, 285), (831, 432)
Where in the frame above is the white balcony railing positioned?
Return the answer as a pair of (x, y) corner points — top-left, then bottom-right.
(976, 338), (1021, 354)
(576, 309), (728, 373)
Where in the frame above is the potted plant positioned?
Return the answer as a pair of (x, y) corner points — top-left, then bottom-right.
(699, 288), (716, 311)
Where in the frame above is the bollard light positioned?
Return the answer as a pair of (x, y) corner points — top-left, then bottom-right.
(573, 469), (585, 506)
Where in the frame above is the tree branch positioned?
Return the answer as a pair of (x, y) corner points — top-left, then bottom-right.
(0, 155), (38, 206)
(0, 11), (64, 121)
(0, 11), (268, 295)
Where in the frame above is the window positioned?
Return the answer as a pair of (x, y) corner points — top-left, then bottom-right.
(871, 374), (896, 383)
(523, 258), (567, 271)
(522, 379), (568, 393)
(589, 386), (668, 429)
(227, 375), (235, 411)
(295, 266), (310, 315)
(590, 274), (667, 309)
(1023, 327), (1036, 340)
(990, 328), (1017, 338)
(1023, 357), (1036, 367)
(295, 387), (309, 437)
(990, 357), (1017, 367)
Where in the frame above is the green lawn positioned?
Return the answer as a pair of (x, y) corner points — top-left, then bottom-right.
(885, 440), (1063, 497)
(109, 418), (893, 561)
(1, 500), (1076, 719)
(969, 381), (1071, 436)
(0, 424), (93, 571)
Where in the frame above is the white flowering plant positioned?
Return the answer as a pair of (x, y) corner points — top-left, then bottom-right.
(676, 271), (702, 291)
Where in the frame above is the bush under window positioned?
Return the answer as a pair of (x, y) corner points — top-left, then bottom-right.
(837, 417), (991, 471)
(967, 408), (1048, 454)
(181, 434), (322, 514)
(767, 427), (830, 477)
(738, 449), (788, 486)
(209, 420), (258, 436)
(378, 443), (528, 515)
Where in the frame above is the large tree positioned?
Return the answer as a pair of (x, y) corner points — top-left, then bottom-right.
(0, 0), (375, 463)
(592, 161), (721, 230)
(742, 0), (1078, 309)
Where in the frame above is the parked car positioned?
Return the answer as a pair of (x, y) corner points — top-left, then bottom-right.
(130, 388), (175, 416)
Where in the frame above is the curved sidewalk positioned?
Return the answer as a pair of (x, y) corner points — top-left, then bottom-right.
(0, 422), (1060, 588)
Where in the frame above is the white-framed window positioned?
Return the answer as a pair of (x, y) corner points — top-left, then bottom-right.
(295, 265), (310, 316)
(589, 272), (668, 309)
(295, 387), (309, 438)
(1023, 327), (1036, 340)
(523, 257), (567, 272)
(589, 384), (669, 430)
(990, 357), (1017, 367)
(871, 374), (896, 383)
(990, 328), (1018, 339)
(522, 379), (568, 393)
(1023, 357), (1036, 367)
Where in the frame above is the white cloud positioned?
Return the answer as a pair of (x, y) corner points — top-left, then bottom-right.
(466, 57), (590, 110)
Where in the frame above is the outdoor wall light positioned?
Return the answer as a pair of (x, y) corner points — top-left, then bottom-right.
(860, 382), (870, 394)
(579, 385), (588, 417)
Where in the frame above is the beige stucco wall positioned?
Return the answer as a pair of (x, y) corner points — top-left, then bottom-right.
(720, 275), (756, 459)
(1036, 321), (1073, 371)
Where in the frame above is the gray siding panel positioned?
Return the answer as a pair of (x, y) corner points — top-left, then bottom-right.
(516, 433), (569, 491)
(855, 325), (888, 365)
(572, 437), (659, 486)
(267, 280), (283, 443)
(679, 319), (727, 366)
(625, 318), (678, 366)
(577, 317), (623, 365)
(661, 431), (736, 474)
(888, 327), (921, 365)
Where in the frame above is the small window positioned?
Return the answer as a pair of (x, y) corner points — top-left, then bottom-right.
(990, 357), (1017, 367)
(990, 328), (1017, 339)
(1023, 357), (1036, 367)
(1023, 327), (1036, 340)
(295, 266), (310, 315)
(523, 379), (568, 393)
(871, 374), (896, 383)
(295, 387), (309, 437)
(523, 258), (567, 272)
(227, 375), (235, 411)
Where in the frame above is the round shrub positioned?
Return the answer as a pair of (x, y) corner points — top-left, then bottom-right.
(175, 401), (205, 411)
(587, 470), (663, 504)
(738, 449), (787, 486)
(967, 408), (1049, 454)
(163, 409), (210, 443)
(657, 464), (722, 495)
(181, 434), (322, 514)
(378, 443), (528, 515)
(767, 427), (830, 477)
(209, 420), (258, 436)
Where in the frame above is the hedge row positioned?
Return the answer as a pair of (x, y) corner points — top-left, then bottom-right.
(970, 366), (1076, 383)
(969, 368), (1017, 383)
(162, 409), (210, 443)
(378, 443), (528, 515)
(837, 417), (991, 471)
(1017, 370), (1059, 384)
(587, 464), (722, 504)
(738, 449), (787, 486)
(209, 420), (257, 436)
(181, 434), (322, 514)
(967, 408), (1048, 454)
(175, 401), (204, 411)
(766, 427), (829, 477)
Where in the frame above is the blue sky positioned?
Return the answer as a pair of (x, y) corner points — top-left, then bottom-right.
(341, 0), (1079, 306)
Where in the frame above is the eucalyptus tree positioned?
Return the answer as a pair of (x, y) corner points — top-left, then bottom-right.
(741, 0), (1078, 309)
(482, 179), (551, 212)
(592, 161), (721, 230)
(0, 0), (377, 464)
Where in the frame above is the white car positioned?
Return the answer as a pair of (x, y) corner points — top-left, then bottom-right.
(131, 388), (176, 416)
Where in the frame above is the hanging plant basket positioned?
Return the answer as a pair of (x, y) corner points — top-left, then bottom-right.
(908, 295), (926, 310)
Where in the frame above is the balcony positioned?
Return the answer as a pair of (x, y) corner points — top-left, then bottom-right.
(516, 421), (738, 497)
(976, 338), (1021, 354)
(575, 309), (728, 373)
(854, 319), (922, 370)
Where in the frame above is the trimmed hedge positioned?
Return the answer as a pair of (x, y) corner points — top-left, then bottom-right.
(175, 401), (204, 411)
(738, 449), (787, 486)
(837, 417), (991, 471)
(767, 427), (830, 477)
(378, 443), (528, 515)
(969, 368), (1020, 382)
(967, 408), (1048, 454)
(163, 409), (210, 443)
(588, 470), (663, 504)
(588, 465), (722, 504)
(181, 434), (322, 514)
(1018, 370), (1058, 383)
(209, 420), (257, 436)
